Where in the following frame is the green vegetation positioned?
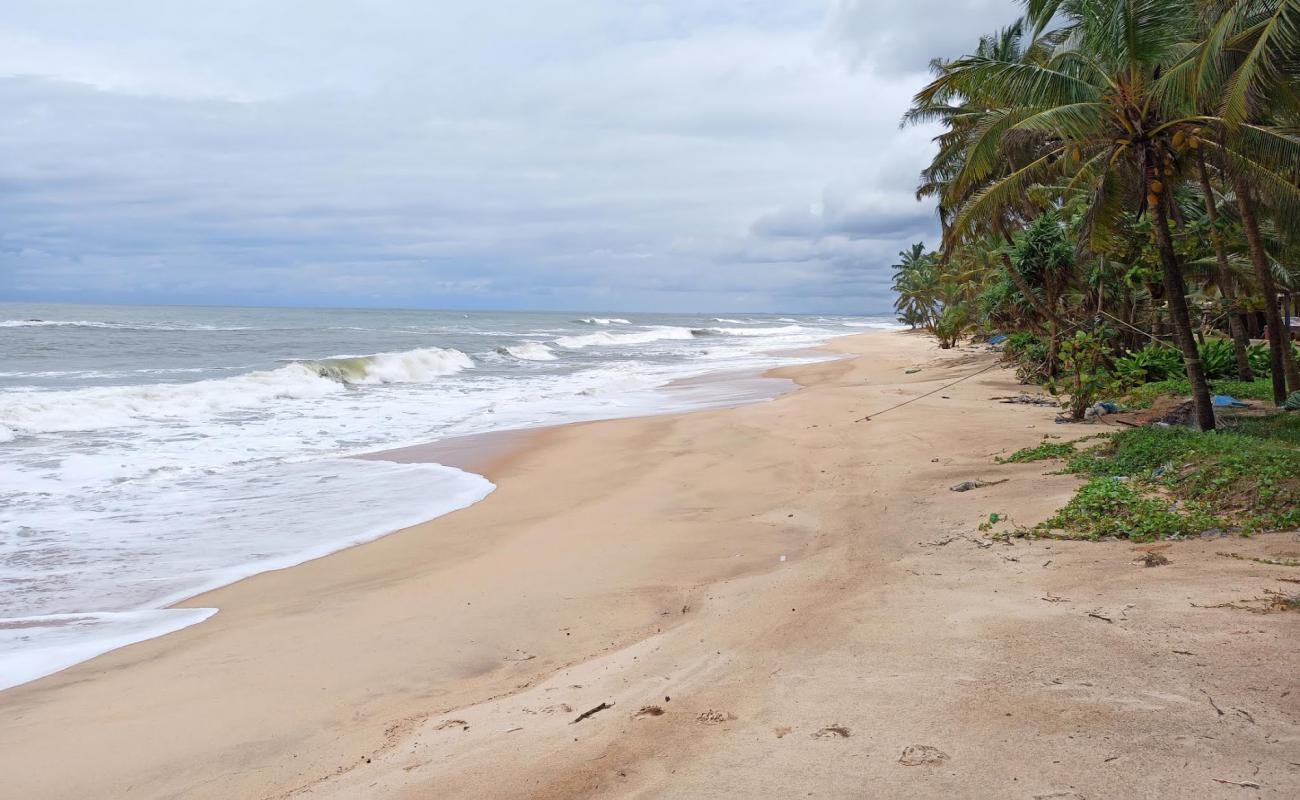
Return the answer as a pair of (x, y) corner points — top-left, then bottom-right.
(894, 0), (1300, 427)
(1123, 376), (1278, 408)
(1002, 415), (1300, 541)
(997, 439), (1077, 463)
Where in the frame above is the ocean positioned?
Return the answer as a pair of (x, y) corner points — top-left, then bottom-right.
(0, 303), (898, 690)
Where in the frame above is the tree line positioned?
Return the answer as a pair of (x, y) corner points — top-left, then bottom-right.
(892, 0), (1299, 430)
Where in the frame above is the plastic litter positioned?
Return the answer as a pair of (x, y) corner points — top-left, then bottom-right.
(1212, 395), (1249, 408)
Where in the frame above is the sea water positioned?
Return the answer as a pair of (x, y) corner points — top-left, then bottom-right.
(0, 304), (899, 689)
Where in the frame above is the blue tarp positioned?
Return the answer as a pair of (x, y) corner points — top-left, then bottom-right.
(1212, 395), (1249, 408)
(989, 334), (1008, 345)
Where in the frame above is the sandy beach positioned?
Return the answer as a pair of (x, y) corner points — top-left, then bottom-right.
(2, 330), (1297, 799)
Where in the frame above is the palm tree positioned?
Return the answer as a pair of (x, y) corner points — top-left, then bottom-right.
(908, 0), (1299, 429)
(1193, 142), (1255, 380)
(891, 243), (977, 348)
(1163, 0), (1300, 400)
(892, 243), (935, 329)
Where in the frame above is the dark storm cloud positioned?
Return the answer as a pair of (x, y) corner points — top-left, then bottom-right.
(0, 1), (1019, 312)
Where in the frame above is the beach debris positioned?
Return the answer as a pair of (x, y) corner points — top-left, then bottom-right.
(898, 745), (948, 766)
(1216, 551), (1300, 567)
(1032, 793), (1086, 800)
(811, 725), (851, 739)
(1042, 593), (1070, 603)
(433, 719), (468, 731)
(779, 554), (787, 562)
(504, 651), (536, 662)
(1211, 778), (1261, 789)
(634, 705), (665, 718)
(1192, 590), (1300, 613)
(1135, 552), (1169, 567)
(993, 394), (1057, 406)
(905, 368), (922, 374)
(949, 478), (1008, 492)
(571, 702), (614, 724)
(774, 726), (793, 738)
(696, 709), (736, 724)
(920, 534), (960, 547)
(1086, 611), (1114, 623)
(1201, 689), (1225, 717)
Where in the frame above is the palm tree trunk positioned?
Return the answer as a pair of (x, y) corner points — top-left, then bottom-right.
(1197, 155), (1253, 380)
(1233, 178), (1299, 402)
(1149, 152), (1215, 431)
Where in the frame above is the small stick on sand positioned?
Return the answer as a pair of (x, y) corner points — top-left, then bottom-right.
(571, 702), (614, 724)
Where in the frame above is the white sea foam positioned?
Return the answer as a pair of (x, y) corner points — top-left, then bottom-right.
(0, 610), (218, 692)
(554, 326), (696, 349)
(840, 321), (908, 329)
(712, 318), (747, 323)
(0, 319), (254, 331)
(497, 342), (559, 361)
(0, 346), (472, 434)
(0, 459), (494, 690)
(692, 325), (806, 337)
(574, 317), (632, 325)
(0, 307), (897, 690)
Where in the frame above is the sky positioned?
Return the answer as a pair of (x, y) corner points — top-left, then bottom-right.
(0, 1), (1020, 313)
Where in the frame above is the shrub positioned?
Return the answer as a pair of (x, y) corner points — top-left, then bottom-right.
(1003, 331), (1051, 384)
(1197, 338), (1237, 380)
(1044, 331), (1120, 420)
(1112, 343), (1183, 384)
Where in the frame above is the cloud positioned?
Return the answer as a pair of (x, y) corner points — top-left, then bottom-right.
(0, 1), (1020, 313)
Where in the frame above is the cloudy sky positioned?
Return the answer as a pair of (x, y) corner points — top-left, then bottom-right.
(0, 1), (1018, 313)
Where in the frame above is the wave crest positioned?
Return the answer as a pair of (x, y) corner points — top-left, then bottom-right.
(299, 347), (473, 384)
(574, 317), (631, 325)
(555, 327), (695, 349)
(1, 319), (254, 331)
(496, 342), (558, 361)
(0, 347), (473, 434)
(691, 325), (806, 337)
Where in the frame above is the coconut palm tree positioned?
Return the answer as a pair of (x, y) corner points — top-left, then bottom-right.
(1160, 0), (1300, 400)
(892, 243), (936, 329)
(908, 0), (1300, 429)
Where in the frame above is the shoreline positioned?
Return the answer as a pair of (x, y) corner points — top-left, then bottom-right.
(1, 336), (845, 693)
(2, 330), (1296, 799)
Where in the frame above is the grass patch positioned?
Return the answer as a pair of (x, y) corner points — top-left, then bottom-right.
(996, 440), (1078, 463)
(1122, 377), (1276, 409)
(1017, 413), (1300, 541)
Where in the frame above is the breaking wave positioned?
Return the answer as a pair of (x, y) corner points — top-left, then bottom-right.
(690, 325), (806, 337)
(555, 327), (695, 349)
(1, 319), (254, 331)
(574, 317), (632, 325)
(496, 342), (559, 361)
(0, 347), (473, 434)
(299, 347), (473, 384)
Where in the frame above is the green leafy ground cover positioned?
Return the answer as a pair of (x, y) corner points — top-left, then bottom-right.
(999, 414), (1300, 541)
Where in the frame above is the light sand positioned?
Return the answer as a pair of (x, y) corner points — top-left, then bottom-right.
(2, 331), (1297, 799)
